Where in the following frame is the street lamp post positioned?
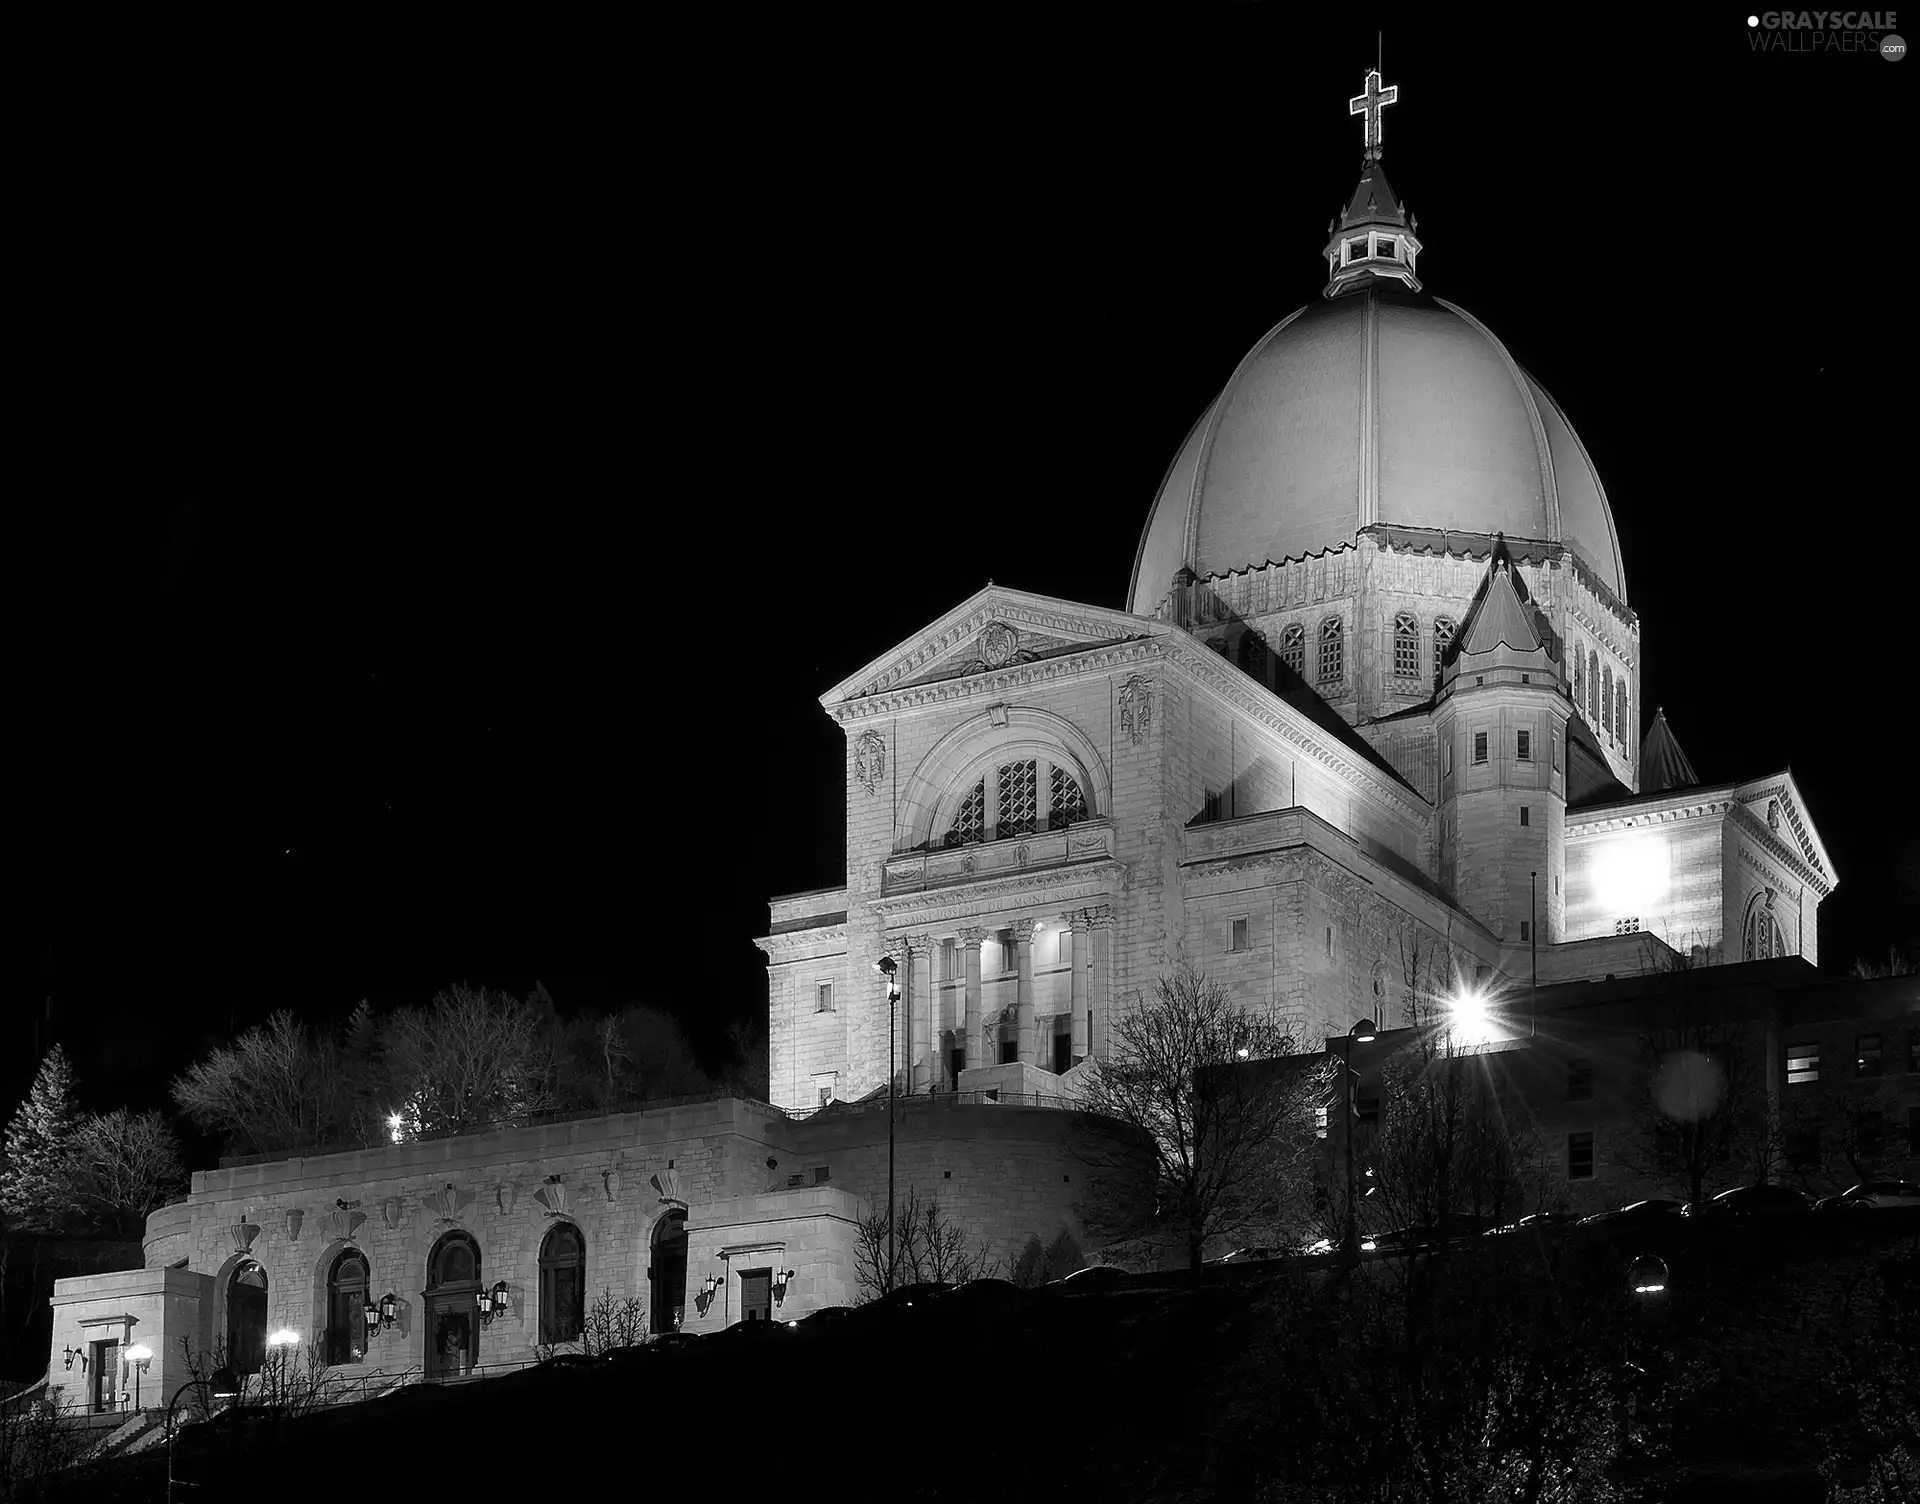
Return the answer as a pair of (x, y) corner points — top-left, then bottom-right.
(1339, 1018), (1377, 1261)
(166, 1367), (239, 1504)
(876, 954), (901, 1293)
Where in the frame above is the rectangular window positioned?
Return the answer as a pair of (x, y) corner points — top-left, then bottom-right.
(1613, 917), (1640, 935)
(1473, 731), (1488, 765)
(951, 1047), (966, 1083)
(1446, 741), (1454, 774)
(1553, 732), (1561, 771)
(1785, 1043), (1820, 1085)
(816, 982), (834, 1014)
(1567, 1132), (1594, 1180)
(1520, 920), (1531, 942)
(813, 1166), (831, 1185)
(1000, 1039), (1018, 1064)
(1202, 790), (1221, 823)
(1346, 238), (1368, 262)
(1376, 238), (1395, 259)
(1053, 1032), (1071, 1075)
(817, 1088), (832, 1108)
(1857, 1034), (1883, 1078)
(1520, 806), (1530, 827)
(1475, 964), (1491, 985)
(1517, 729), (1532, 762)
(941, 938), (957, 981)
(1229, 917), (1248, 952)
(1567, 1058), (1593, 1101)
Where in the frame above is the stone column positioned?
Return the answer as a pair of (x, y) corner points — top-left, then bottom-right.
(907, 933), (933, 1092)
(1070, 911), (1091, 1064)
(1089, 904), (1113, 1059)
(894, 935), (914, 1093)
(962, 928), (985, 1074)
(1012, 918), (1037, 1066)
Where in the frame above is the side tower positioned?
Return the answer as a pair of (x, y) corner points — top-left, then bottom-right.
(1434, 540), (1572, 945)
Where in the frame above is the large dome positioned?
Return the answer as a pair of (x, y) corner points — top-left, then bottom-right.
(1128, 288), (1626, 615)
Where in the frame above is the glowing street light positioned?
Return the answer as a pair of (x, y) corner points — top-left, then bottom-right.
(266, 1329), (300, 1348)
(125, 1344), (152, 1410)
(387, 1112), (405, 1144)
(1445, 985), (1498, 1049)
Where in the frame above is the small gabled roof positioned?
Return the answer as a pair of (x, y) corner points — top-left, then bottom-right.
(1338, 161), (1409, 231)
(1639, 707), (1700, 793)
(1457, 556), (1541, 657)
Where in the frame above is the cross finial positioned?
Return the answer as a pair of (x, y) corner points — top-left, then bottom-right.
(1349, 68), (1398, 162)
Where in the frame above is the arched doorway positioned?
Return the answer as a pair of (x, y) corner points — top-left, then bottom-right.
(537, 1223), (585, 1344)
(649, 1211), (687, 1333)
(424, 1232), (481, 1381)
(325, 1249), (369, 1366)
(227, 1261), (268, 1375)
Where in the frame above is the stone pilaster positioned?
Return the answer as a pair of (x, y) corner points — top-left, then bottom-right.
(1070, 913), (1091, 1063)
(962, 928), (985, 1072)
(906, 934), (933, 1092)
(1011, 918), (1037, 1065)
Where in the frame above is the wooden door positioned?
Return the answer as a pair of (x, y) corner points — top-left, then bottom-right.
(428, 1298), (475, 1380)
(740, 1271), (772, 1323)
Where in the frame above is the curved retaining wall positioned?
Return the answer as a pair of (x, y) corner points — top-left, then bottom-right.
(142, 1200), (193, 1270)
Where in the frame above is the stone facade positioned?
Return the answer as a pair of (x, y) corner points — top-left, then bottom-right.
(44, 1093), (1128, 1411)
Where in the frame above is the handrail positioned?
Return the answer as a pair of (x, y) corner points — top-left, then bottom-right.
(781, 1088), (1087, 1122)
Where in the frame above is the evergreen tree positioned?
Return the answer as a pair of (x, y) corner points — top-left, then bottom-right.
(0, 1045), (85, 1232)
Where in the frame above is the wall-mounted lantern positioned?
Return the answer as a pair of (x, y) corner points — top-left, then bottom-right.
(772, 1269), (797, 1304)
(477, 1281), (511, 1327)
(62, 1345), (87, 1374)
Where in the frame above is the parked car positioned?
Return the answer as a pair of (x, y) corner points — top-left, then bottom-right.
(1050, 1265), (1128, 1290)
(939, 1279), (1028, 1319)
(794, 1305), (856, 1329)
(873, 1282), (952, 1311)
(1372, 1213), (1491, 1252)
(1485, 1212), (1579, 1237)
(1575, 1198), (1685, 1229)
(1813, 1181), (1920, 1213)
(1683, 1184), (1814, 1219)
(1205, 1246), (1284, 1265)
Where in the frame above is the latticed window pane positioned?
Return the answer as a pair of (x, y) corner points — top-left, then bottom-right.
(1433, 617), (1455, 679)
(1280, 624), (1305, 678)
(947, 780), (985, 845)
(1238, 632), (1269, 683)
(1048, 765), (1087, 828)
(1393, 613), (1419, 679)
(1318, 617), (1343, 684)
(997, 760), (1037, 837)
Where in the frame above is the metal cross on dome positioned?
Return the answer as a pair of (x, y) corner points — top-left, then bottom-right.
(1349, 69), (1398, 161)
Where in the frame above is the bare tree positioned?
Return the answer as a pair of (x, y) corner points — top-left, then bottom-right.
(1785, 1075), (1907, 1197)
(1075, 964), (1332, 1276)
(171, 1011), (349, 1158)
(1849, 947), (1916, 979)
(853, 1187), (1000, 1300)
(380, 984), (557, 1137)
(73, 1109), (188, 1238)
(1612, 952), (1776, 1207)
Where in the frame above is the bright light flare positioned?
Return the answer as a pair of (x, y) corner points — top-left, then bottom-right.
(125, 1344), (152, 1364)
(267, 1329), (300, 1347)
(1446, 987), (1500, 1048)
(1634, 1283), (1666, 1294)
(1589, 836), (1670, 918)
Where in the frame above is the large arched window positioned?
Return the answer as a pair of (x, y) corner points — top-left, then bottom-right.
(1745, 905), (1787, 960)
(1433, 617), (1456, 683)
(1048, 765), (1088, 828)
(1318, 616), (1343, 685)
(1602, 664), (1614, 737)
(228, 1261), (268, 1375)
(1587, 651), (1601, 724)
(1393, 613), (1419, 681)
(1574, 649), (1584, 712)
(538, 1224), (585, 1344)
(426, 1231), (482, 1381)
(325, 1249), (369, 1366)
(1279, 623), (1306, 679)
(1615, 680), (1628, 746)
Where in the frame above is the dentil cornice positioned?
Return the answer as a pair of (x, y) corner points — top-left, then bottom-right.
(829, 639), (1162, 724)
(755, 927), (849, 959)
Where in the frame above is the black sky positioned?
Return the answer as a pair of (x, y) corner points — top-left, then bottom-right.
(5, 10), (1912, 1143)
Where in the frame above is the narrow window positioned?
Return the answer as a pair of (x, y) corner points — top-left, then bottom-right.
(538, 1224), (586, 1345)
(1393, 613), (1419, 680)
(1445, 741), (1454, 775)
(1574, 652), (1585, 713)
(941, 938), (957, 981)
(1280, 623), (1306, 679)
(1856, 1034), (1883, 1078)
(1048, 766), (1088, 829)
(997, 927), (1016, 974)
(1202, 790), (1221, 823)
(1517, 729), (1531, 762)
(1567, 1058), (1593, 1101)
(1318, 616), (1344, 684)
(813, 1166), (830, 1185)
(1587, 651), (1601, 723)
(1616, 680), (1628, 744)
(996, 760), (1037, 837)
(1376, 238), (1396, 259)
(1602, 663), (1614, 736)
(1520, 920), (1531, 942)
(1433, 617), (1456, 681)
(1346, 238), (1368, 262)
(1229, 917), (1248, 953)
(1786, 1043), (1820, 1085)
(1520, 806), (1530, 827)
(816, 982), (834, 1014)
(1326, 926), (1334, 959)
(1552, 732), (1561, 772)
(1567, 1132), (1594, 1180)
(1473, 731), (1488, 765)
(1238, 632), (1269, 685)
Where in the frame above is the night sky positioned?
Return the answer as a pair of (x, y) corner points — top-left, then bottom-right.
(6, 11), (1911, 1153)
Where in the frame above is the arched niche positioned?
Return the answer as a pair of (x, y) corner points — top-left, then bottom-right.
(895, 706), (1110, 853)
(424, 1230), (482, 1380)
(647, 1208), (688, 1335)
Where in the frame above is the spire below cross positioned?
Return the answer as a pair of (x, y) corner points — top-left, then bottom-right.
(1349, 69), (1398, 161)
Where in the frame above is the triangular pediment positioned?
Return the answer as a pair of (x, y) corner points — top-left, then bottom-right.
(1732, 770), (1835, 888)
(824, 587), (1161, 708)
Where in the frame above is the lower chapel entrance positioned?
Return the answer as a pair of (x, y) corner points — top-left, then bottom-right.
(650, 1210), (687, 1334)
(425, 1232), (481, 1381)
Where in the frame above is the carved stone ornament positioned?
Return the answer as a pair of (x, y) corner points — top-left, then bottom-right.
(422, 1184), (473, 1222)
(229, 1220), (261, 1255)
(1119, 676), (1152, 745)
(1765, 887), (1776, 909)
(382, 1196), (403, 1231)
(988, 701), (1009, 729)
(1767, 799), (1780, 831)
(284, 1208), (304, 1243)
(603, 1167), (622, 1201)
(533, 1177), (570, 1217)
(980, 622), (1018, 668)
(322, 1205), (366, 1243)
(1016, 843), (1030, 867)
(496, 1183), (517, 1217)
(652, 1166), (685, 1205)
(854, 730), (886, 796)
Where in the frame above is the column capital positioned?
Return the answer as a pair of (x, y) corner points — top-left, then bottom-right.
(901, 933), (934, 955)
(1008, 917), (1037, 946)
(1069, 911), (1093, 934)
(961, 927), (987, 948)
(1085, 903), (1115, 928)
